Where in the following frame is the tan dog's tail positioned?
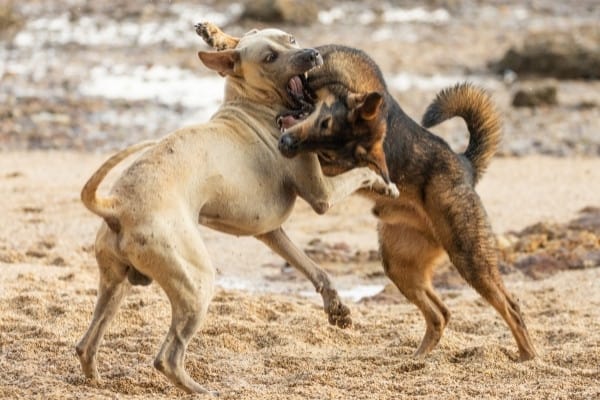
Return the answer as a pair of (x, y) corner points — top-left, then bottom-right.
(81, 140), (156, 232)
(421, 82), (501, 184)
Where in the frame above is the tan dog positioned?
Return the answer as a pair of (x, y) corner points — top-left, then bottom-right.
(76, 27), (399, 394)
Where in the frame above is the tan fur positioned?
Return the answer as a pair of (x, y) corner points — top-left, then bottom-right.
(77, 26), (399, 395)
(80, 140), (156, 233)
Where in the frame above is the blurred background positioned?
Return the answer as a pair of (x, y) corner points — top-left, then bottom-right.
(1, 0), (599, 156)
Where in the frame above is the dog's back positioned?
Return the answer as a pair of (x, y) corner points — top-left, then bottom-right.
(309, 45), (387, 98)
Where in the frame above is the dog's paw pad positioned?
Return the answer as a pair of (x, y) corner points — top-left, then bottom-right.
(195, 22), (215, 43)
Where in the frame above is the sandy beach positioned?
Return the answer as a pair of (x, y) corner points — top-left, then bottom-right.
(1, 0), (599, 398)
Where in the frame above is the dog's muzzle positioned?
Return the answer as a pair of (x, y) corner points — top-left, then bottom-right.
(278, 134), (299, 158)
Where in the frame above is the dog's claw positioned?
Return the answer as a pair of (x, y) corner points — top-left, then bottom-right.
(370, 179), (400, 199)
(195, 22), (206, 36)
(195, 22), (215, 46)
(386, 183), (400, 198)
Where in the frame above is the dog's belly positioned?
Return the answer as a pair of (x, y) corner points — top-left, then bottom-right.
(198, 188), (296, 236)
(370, 194), (433, 232)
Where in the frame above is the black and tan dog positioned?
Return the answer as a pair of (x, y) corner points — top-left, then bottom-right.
(199, 26), (536, 362)
(280, 47), (538, 362)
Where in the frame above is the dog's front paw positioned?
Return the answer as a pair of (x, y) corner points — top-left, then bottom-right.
(328, 302), (352, 329)
(195, 22), (219, 48)
(371, 180), (400, 199)
(322, 288), (352, 329)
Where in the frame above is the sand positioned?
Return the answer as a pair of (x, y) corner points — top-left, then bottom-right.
(1, 152), (599, 399)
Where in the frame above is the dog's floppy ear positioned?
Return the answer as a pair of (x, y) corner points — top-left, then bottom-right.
(198, 50), (240, 76)
(347, 92), (383, 121)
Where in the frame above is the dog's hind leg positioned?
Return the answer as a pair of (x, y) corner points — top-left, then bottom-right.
(76, 227), (130, 382)
(379, 223), (449, 356)
(256, 228), (351, 328)
(123, 218), (216, 395)
(425, 180), (537, 361)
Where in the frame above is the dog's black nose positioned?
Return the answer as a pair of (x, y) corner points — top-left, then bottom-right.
(278, 134), (298, 157)
(307, 49), (323, 66)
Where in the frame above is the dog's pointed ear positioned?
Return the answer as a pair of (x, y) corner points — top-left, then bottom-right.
(198, 50), (240, 76)
(346, 92), (367, 109)
(357, 92), (383, 121)
(347, 92), (383, 121)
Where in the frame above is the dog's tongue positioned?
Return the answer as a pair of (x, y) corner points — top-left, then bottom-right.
(288, 76), (303, 97)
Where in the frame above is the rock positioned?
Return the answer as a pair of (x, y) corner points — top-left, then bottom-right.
(304, 238), (380, 263)
(492, 27), (600, 79)
(241, 0), (319, 25)
(569, 206), (600, 233)
(514, 254), (564, 280)
(359, 283), (404, 304)
(432, 259), (466, 289)
(499, 206), (600, 279)
(512, 85), (558, 108)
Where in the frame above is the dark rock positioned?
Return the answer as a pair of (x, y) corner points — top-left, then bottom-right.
(569, 206), (600, 233)
(241, 0), (318, 25)
(304, 238), (379, 263)
(512, 85), (558, 108)
(500, 206), (600, 280)
(514, 254), (565, 280)
(492, 27), (600, 80)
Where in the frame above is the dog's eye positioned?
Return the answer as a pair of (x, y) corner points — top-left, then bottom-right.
(320, 117), (331, 130)
(289, 36), (296, 44)
(264, 52), (278, 63)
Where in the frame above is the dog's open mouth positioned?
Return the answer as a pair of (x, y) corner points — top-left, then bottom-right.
(287, 73), (312, 107)
(278, 74), (315, 132)
(277, 111), (307, 132)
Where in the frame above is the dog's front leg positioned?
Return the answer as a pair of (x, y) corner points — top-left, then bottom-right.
(195, 22), (240, 50)
(296, 160), (399, 214)
(256, 228), (352, 328)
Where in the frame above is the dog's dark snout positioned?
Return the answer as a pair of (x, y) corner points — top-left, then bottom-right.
(308, 49), (323, 66)
(298, 48), (323, 67)
(278, 134), (298, 157)
(279, 134), (294, 149)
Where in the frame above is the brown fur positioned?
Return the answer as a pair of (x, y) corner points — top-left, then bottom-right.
(294, 75), (535, 361)
(198, 25), (536, 363)
(422, 83), (501, 184)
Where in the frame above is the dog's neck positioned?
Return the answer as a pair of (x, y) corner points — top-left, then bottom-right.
(213, 98), (282, 146)
(223, 77), (289, 114)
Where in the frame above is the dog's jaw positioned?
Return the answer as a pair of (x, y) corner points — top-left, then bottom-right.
(285, 54), (323, 109)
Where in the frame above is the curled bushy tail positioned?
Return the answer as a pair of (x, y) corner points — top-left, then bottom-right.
(422, 82), (501, 184)
(81, 140), (156, 233)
